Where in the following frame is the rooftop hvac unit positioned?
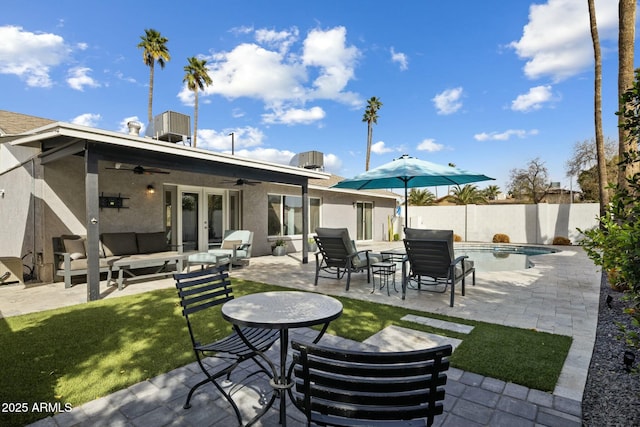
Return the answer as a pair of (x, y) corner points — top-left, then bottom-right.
(297, 151), (324, 169)
(550, 182), (561, 189)
(152, 111), (191, 143)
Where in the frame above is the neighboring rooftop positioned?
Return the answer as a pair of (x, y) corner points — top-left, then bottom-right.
(0, 110), (55, 135)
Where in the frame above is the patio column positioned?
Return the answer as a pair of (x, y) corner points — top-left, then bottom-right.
(301, 182), (309, 264)
(85, 145), (101, 301)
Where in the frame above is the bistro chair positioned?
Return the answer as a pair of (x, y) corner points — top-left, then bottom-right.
(289, 340), (452, 427)
(403, 228), (475, 307)
(174, 266), (278, 424)
(313, 227), (382, 291)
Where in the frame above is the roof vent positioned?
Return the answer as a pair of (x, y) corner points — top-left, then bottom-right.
(127, 121), (142, 136)
(150, 111), (191, 143)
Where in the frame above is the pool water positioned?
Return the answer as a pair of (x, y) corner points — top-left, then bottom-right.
(454, 245), (558, 272)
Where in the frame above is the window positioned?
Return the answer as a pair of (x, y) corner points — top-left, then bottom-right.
(268, 194), (320, 236)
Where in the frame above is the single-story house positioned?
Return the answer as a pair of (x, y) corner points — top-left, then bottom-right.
(0, 110), (398, 300)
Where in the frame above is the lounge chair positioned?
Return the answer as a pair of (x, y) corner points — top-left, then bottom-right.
(289, 339), (452, 427)
(313, 227), (382, 290)
(207, 230), (253, 268)
(403, 228), (475, 307)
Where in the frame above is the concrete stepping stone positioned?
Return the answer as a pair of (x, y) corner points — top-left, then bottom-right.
(401, 314), (474, 334)
(363, 325), (463, 352)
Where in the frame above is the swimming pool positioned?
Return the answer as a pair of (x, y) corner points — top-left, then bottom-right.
(454, 245), (558, 272)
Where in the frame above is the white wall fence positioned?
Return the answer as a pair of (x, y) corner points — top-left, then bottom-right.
(400, 203), (600, 244)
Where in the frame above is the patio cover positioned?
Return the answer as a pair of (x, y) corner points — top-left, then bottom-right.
(8, 121), (330, 301)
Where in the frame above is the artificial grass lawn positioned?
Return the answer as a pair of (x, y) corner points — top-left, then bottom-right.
(0, 279), (572, 426)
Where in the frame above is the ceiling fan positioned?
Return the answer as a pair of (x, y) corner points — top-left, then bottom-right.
(221, 178), (261, 186)
(105, 164), (170, 175)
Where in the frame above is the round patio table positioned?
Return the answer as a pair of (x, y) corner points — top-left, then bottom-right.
(221, 291), (343, 426)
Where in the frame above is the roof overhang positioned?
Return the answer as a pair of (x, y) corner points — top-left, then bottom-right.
(10, 121), (330, 184)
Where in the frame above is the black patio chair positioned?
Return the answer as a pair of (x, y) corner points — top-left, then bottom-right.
(289, 340), (452, 427)
(313, 227), (382, 290)
(174, 266), (278, 424)
(403, 228), (475, 307)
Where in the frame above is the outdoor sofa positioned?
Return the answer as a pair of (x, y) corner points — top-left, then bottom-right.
(53, 232), (185, 290)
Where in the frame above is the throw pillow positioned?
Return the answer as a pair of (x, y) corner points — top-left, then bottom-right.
(63, 238), (87, 260)
(221, 239), (242, 250)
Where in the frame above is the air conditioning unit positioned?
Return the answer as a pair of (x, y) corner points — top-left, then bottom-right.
(152, 111), (191, 143)
(297, 151), (324, 169)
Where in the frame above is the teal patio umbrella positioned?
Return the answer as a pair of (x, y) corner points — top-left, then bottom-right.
(332, 154), (494, 224)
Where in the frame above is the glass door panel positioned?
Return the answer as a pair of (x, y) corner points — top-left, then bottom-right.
(181, 192), (199, 252)
(207, 193), (224, 248)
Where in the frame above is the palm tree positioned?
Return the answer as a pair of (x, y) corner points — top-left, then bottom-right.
(448, 184), (486, 205)
(183, 56), (212, 148)
(618, 0), (637, 190)
(407, 188), (436, 206)
(138, 29), (170, 126)
(587, 0), (609, 216)
(362, 96), (382, 171)
(482, 185), (501, 201)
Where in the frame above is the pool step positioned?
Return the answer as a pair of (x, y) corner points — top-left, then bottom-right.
(401, 314), (475, 334)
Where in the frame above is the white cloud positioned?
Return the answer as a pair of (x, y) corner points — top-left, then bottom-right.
(511, 85), (554, 112)
(321, 153), (342, 174)
(432, 87), (463, 115)
(417, 139), (444, 152)
(71, 113), (101, 127)
(390, 47), (408, 71)
(67, 66), (100, 91)
(198, 126), (264, 152)
(0, 25), (71, 87)
(371, 141), (393, 154)
(178, 26), (363, 120)
(233, 147), (297, 164)
(474, 129), (539, 141)
(509, 0), (618, 82)
(262, 106), (325, 125)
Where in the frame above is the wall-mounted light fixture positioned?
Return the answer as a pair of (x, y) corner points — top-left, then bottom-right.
(146, 184), (155, 195)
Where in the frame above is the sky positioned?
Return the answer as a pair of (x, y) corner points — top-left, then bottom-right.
(1, 0), (634, 194)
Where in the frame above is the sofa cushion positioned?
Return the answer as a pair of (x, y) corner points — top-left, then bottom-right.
(63, 238), (86, 260)
(136, 232), (168, 254)
(101, 232), (138, 256)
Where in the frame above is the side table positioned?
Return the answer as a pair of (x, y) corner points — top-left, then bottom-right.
(371, 261), (397, 295)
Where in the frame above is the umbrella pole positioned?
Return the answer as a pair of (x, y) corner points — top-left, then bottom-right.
(404, 184), (408, 229)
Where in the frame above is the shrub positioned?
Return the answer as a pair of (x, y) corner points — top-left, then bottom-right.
(454, 234), (462, 242)
(552, 236), (571, 245)
(492, 233), (510, 243)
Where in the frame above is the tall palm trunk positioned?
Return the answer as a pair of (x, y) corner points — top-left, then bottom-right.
(193, 87), (199, 148)
(618, 0), (637, 190)
(588, 0), (609, 217)
(147, 62), (155, 126)
(366, 123), (372, 171)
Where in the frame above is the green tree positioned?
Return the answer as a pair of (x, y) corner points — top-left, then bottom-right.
(183, 56), (212, 148)
(507, 158), (550, 203)
(482, 185), (501, 201)
(407, 188), (436, 206)
(448, 184), (486, 205)
(362, 96), (382, 171)
(138, 29), (170, 126)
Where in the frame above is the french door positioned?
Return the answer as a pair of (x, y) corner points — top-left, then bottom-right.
(179, 187), (226, 252)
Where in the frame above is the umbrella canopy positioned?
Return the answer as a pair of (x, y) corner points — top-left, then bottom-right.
(332, 154), (494, 223)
